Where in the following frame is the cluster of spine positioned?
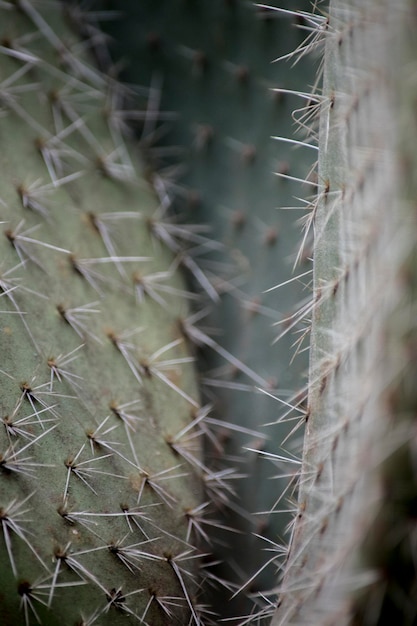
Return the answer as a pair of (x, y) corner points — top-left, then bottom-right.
(0, 1), (244, 624)
(94, 2), (319, 620)
(272, 1), (417, 624)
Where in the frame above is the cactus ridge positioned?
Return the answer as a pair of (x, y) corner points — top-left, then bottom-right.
(0, 2), (240, 624)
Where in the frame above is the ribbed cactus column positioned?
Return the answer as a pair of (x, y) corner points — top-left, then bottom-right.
(0, 2), (206, 625)
(273, 1), (417, 624)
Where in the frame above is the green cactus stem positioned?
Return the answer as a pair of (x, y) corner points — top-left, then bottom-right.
(0, 2), (213, 624)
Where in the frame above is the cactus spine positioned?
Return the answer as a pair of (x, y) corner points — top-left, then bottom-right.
(273, 1), (417, 624)
(0, 2), (209, 624)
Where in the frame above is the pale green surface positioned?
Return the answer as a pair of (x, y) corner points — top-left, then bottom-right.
(0, 3), (202, 624)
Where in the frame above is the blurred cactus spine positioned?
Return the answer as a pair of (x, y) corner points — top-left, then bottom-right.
(273, 1), (417, 624)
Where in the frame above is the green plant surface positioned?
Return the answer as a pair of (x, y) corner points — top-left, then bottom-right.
(92, 2), (319, 618)
(273, 1), (417, 624)
(0, 2), (209, 624)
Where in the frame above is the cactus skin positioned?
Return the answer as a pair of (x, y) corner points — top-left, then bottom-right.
(0, 3), (207, 625)
(92, 1), (317, 617)
(272, 1), (417, 624)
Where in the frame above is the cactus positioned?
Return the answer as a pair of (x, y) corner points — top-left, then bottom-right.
(0, 2), (211, 624)
(272, 0), (417, 624)
(7, 1), (417, 625)
(93, 2), (318, 617)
